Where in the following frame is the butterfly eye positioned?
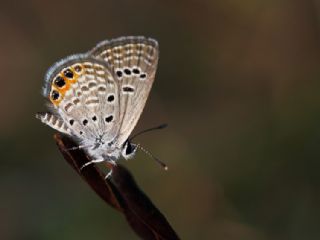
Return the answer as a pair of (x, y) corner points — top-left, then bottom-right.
(125, 142), (135, 155)
(122, 142), (137, 160)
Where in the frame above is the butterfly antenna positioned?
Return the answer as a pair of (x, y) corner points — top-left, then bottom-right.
(129, 123), (168, 141)
(137, 144), (168, 170)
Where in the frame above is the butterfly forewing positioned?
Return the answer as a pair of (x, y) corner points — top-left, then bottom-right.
(88, 36), (159, 146)
(44, 55), (121, 145)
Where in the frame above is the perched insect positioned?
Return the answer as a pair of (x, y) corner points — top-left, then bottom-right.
(36, 36), (163, 177)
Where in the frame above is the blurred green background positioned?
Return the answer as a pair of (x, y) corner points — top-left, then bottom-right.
(1, 0), (320, 239)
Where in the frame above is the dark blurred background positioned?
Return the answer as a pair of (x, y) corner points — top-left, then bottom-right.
(1, 0), (320, 239)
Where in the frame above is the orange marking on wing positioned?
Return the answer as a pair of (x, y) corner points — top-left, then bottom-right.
(49, 67), (82, 106)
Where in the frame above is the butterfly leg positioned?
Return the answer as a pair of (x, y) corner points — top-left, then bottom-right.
(105, 160), (116, 179)
(80, 158), (105, 171)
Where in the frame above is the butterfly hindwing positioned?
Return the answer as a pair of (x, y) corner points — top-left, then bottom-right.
(88, 36), (159, 146)
(43, 55), (121, 145)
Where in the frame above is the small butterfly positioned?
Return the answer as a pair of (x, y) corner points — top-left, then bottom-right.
(36, 36), (160, 176)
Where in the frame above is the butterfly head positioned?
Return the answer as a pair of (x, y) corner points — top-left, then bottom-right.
(84, 135), (137, 161)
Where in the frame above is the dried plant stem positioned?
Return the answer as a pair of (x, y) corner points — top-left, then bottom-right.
(54, 133), (180, 240)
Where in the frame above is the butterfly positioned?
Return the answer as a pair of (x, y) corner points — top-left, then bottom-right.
(36, 36), (159, 176)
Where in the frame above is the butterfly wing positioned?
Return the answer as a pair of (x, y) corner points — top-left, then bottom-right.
(42, 54), (121, 146)
(88, 36), (159, 146)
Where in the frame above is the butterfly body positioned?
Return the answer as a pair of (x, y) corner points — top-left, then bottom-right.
(37, 36), (159, 163)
